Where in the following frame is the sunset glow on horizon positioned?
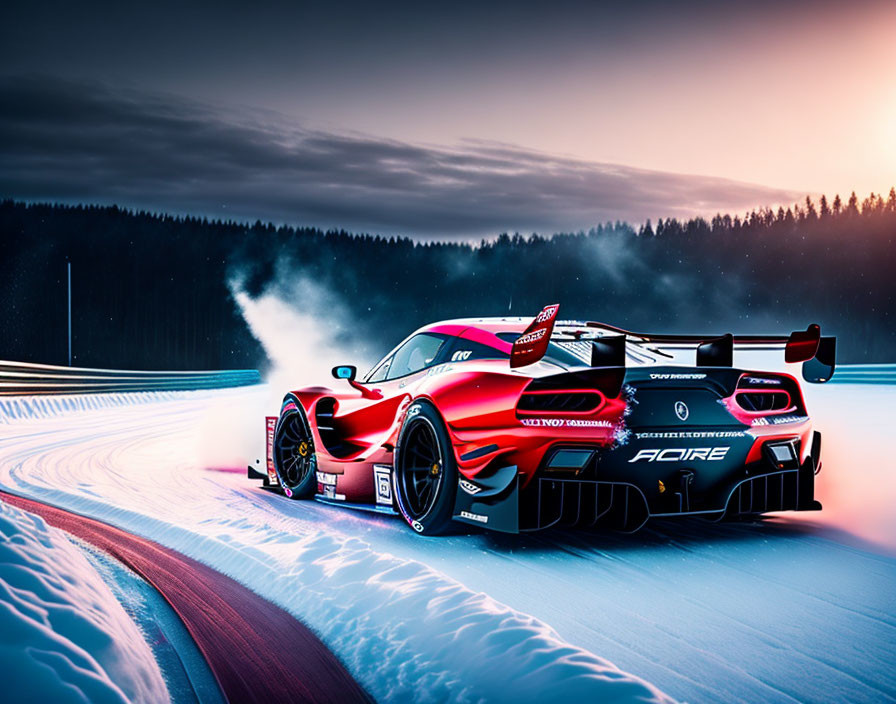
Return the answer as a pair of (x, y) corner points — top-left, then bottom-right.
(3, 0), (895, 236)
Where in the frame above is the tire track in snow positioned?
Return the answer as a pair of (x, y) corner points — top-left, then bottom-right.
(0, 395), (675, 704)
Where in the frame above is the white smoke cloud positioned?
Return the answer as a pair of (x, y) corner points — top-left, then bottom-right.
(195, 273), (376, 470)
(231, 276), (373, 393)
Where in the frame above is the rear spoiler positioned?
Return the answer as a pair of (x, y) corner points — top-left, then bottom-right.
(585, 321), (836, 383)
(510, 304), (560, 368)
(512, 307), (835, 383)
(512, 305), (626, 397)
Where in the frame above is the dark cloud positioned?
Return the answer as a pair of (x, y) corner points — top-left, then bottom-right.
(0, 75), (800, 239)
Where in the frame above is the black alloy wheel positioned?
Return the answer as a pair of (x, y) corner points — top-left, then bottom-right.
(273, 400), (317, 498)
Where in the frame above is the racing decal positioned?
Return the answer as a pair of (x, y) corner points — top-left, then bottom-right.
(628, 447), (730, 463)
(649, 373), (707, 380)
(265, 416), (278, 486)
(316, 471), (345, 500)
(374, 464), (393, 505)
(516, 328), (546, 345)
(743, 376), (782, 385)
(451, 350), (472, 361)
(751, 414), (809, 426)
(321, 485), (346, 500)
(459, 479), (481, 495)
(535, 304), (560, 323)
(460, 510), (489, 524)
(634, 430), (745, 439)
(520, 418), (614, 428)
(674, 401), (689, 421)
(511, 303), (559, 368)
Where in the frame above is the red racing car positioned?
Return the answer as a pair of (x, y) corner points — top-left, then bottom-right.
(253, 305), (836, 535)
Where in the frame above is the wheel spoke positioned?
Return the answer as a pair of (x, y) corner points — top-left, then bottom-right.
(408, 446), (435, 464)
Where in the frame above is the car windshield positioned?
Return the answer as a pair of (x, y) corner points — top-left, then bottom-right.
(365, 333), (448, 382)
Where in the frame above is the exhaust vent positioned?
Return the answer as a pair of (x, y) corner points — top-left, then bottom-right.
(518, 391), (603, 414)
(735, 391), (792, 413)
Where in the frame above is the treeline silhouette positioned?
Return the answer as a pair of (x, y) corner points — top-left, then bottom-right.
(1, 190), (894, 371)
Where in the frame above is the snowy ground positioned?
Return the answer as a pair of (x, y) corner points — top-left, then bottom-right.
(0, 383), (894, 703)
(0, 500), (170, 704)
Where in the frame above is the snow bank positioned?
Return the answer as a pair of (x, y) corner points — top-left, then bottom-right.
(1, 496), (674, 704)
(0, 501), (169, 704)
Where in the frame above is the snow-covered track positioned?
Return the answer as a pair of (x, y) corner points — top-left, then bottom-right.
(1, 384), (893, 703)
(0, 490), (370, 704)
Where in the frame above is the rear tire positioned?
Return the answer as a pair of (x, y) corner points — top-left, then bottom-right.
(394, 401), (457, 535)
(272, 396), (317, 499)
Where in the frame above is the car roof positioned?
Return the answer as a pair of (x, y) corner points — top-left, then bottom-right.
(418, 317), (617, 337)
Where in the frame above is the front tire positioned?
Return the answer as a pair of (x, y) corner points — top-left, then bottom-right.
(272, 396), (317, 499)
(394, 401), (457, 535)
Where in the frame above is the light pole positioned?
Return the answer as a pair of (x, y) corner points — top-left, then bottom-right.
(67, 260), (72, 366)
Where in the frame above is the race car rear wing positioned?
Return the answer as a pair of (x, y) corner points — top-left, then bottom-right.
(585, 321), (836, 383)
(513, 306), (835, 383)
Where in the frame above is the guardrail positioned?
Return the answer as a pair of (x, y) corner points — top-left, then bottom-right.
(0, 360), (261, 395)
(0, 360), (891, 396)
(830, 364), (896, 385)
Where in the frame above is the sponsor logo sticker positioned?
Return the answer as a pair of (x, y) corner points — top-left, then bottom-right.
(516, 328), (546, 345)
(459, 479), (481, 495)
(520, 418), (614, 428)
(266, 416), (278, 485)
(674, 401), (689, 421)
(460, 510), (489, 524)
(628, 447), (730, 463)
(743, 376), (782, 385)
(535, 305), (559, 323)
(374, 464), (393, 505)
(650, 373), (707, 380)
(634, 431), (744, 439)
(752, 414), (809, 426)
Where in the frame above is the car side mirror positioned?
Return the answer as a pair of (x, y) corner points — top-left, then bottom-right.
(332, 364), (382, 400)
(332, 365), (357, 381)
